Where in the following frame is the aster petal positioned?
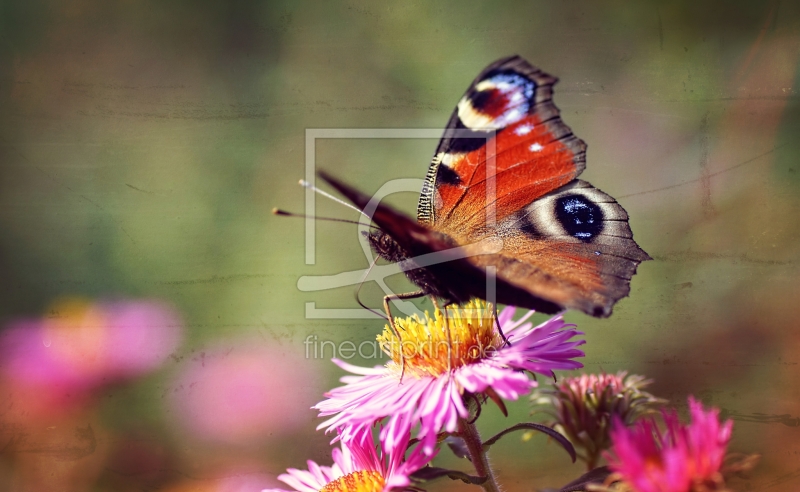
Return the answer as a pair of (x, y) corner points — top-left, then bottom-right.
(496, 305), (516, 327)
(306, 459), (330, 484)
(317, 369), (434, 457)
(415, 376), (459, 454)
(380, 420), (407, 458)
(494, 316), (585, 376)
(346, 429), (381, 473)
(316, 372), (406, 428)
(278, 463), (333, 492)
(274, 425), (433, 492)
(332, 358), (386, 376)
(498, 305), (536, 333)
(329, 448), (349, 476)
(454, 362), (532, 400)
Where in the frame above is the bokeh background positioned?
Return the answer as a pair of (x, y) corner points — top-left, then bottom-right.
(1, 1), (799, 490)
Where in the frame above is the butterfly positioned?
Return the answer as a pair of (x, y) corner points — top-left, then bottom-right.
(319, 55), (651, 318)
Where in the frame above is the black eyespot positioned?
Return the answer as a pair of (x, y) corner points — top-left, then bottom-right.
(436, 164), (461, 186)
(554, 194), (603, 242)
(469, 89), (495, 111)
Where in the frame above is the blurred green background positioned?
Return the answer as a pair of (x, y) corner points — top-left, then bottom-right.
(1, 0), (799, 490)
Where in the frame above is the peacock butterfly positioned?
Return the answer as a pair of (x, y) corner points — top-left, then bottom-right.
(319, 55), (651, 318)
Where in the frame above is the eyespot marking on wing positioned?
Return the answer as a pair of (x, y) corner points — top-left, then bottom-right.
(554, 194), (603, 242)
(514, 181), (631, 244)
(457, 72), (536, 131)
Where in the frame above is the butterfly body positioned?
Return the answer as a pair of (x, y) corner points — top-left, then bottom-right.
(323, 55), (650, 318)
(365, 229), (466, 303)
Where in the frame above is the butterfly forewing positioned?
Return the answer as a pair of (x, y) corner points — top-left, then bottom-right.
(417, 56), (586, 236)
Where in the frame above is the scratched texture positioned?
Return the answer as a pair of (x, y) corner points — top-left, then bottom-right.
(0, 1), (799, 491)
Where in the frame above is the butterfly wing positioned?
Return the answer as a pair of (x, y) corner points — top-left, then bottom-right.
(419, 55), (650, 317)
(465, 180), (650, 317)
(417, 55), (586, 237)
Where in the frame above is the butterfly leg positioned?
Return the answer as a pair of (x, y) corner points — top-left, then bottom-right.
(435, 298), (455, 372)
(492, 303), (511, 347)
(383, 290), (426, 380)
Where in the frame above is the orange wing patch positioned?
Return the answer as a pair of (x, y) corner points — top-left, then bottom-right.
(433, 115), (583, 237)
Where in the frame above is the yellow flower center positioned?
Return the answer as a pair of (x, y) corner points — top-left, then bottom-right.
(377, 300), (501, 378)
(319, 470), (385, 492)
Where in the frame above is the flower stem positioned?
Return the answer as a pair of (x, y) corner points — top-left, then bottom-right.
(586, 451), (598, 472)
(457, 416), (501, 492)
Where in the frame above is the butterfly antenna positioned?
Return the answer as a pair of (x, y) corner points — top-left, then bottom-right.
(300, 179), (373, 220)
(272, 208), (381, 229)
(433, 298), (454, 372)
(383, 290), (426, 383)
(383, 300), (406, 382)
(354, 257), (388, 320)
(492, 303), (511, 347)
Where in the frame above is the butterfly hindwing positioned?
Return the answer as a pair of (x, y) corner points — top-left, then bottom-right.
(466, 180), (651, 317)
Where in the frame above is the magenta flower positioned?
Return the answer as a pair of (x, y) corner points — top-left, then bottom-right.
(265, 426), (434, 492)
(315, 301), (584, 454)
(0, 298), (182, 419)
(605, 397), (733, 492)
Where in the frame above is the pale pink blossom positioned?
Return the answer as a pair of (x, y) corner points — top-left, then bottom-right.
(168, 340), (322, 445)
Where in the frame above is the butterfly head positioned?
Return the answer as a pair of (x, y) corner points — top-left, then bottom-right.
(364, 230), (409, 264)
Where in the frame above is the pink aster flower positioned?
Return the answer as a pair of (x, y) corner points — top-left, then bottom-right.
(605, 397), (733, 492)
(265, 426), (434, 492)
(0, 298), (182, 419)
(315, 301), (585, 455)
(531, 371), (664, 469)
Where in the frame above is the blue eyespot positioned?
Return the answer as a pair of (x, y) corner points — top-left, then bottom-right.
(554, 195), (603, 242)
